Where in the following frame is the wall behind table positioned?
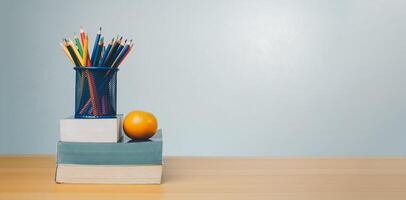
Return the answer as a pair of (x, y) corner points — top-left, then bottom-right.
(1, 0), (405, 155)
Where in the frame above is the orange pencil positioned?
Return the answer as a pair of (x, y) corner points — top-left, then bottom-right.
(83, 32), (88, 65)
(85, 33), (91, 66)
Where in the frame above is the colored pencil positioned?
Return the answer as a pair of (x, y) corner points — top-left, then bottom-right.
(78, 27), (88, 107)
(73, 33), (83, 57)
(99, 38), (113, 66)
(80, 27), (91, 65)
(75, 30), (87, 102)
(91, 27), (102, 66)
(85, 74), (100, 115)
(68, 39), (84, 66)
(117, 42), (133, 67)
(85, 33), (91, 66)
(61, 27), (133, 68)
(83, 31), (99, 114)
(83, 32), (88, 67)
(65, 40), (81, 66)
(82, 33), (100, 115)
(81, 28), (101, 114)
(112, 39), (126, 62)
(79, 32), (89, 105)
(103, 36), (122, 67)
(94, 37), (104, 67)
(111, 42), (130, 68)
(60, 42), (74, 64)
(79, 26), (85, 45)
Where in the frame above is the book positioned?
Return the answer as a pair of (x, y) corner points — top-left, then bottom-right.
(59, 115), (123, 142)
(57, 129), (162, 165)
(55, 164), (162, 184)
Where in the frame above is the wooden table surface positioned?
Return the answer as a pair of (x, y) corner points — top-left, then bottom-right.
(1, 156), (406, 200)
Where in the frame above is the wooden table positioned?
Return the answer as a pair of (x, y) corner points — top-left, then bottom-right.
(1, 156), (406, 200)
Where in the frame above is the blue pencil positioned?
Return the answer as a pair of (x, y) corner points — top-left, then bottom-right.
(112, 43), (130, 68)
(104, 36), (121, 67)
(112, 39), (126, 62)
(99, 38), (113, 66)
(94, 37), (104, 67)
(90, 27), (101, 66)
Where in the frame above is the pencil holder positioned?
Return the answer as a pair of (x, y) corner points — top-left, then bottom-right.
(74, 67), (119, 118)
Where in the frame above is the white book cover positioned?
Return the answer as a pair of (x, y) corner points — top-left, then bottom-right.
(59, 115), (122, 142)
(55, 164), (162, 184)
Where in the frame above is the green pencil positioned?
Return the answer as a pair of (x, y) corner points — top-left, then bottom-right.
(64, 39), (81, 66)
(74, 33), (83, 57)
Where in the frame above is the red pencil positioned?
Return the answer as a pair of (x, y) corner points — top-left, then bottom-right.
(81, 27), (91, 66)
(79, 26), (85, 46)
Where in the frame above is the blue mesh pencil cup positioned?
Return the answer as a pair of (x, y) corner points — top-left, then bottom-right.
(74, 67), (119, 118)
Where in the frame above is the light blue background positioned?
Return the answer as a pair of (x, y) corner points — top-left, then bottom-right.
(1, 0), (405, 155)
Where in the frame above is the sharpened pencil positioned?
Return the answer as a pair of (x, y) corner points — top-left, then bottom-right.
(61, 27), (133, 68)
(94, 37), (104, 67)
(79, 26), (85, 45)
(60, 41), (74, 64)
(103, 36), (122, 67)
(83, 33), (89, 67)
(68, 39), (84, 66)
(111, 41), (129, 68)
(74, 33), (83, 57)
(117, 41), (133, 67)
(113, 39), (126, 62)
(99, 38), (113, 66)
(91, 27), (102, 66)
(65, 39), (81, 66)
(85, 32), (91, 66)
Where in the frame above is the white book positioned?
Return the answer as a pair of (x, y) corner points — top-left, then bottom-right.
(59, 115), (122, 142)
(55, 164), (162, 184)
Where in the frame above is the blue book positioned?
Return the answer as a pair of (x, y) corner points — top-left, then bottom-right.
(57, 129), (162, 165)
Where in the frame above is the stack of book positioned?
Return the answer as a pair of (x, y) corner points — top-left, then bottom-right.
(55, 115), (163, 184)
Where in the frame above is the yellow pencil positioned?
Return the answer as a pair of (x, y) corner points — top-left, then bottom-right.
(68, 39), (85, 66)
(78, 32), (89, 108)
(83, 33), (88, 66)
(60, 42), (74, 64)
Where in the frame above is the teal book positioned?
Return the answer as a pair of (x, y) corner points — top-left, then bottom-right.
(57, 129), (162, 165)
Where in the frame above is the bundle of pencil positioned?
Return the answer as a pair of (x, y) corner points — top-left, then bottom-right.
(60, 26), (134, 116)
(61, 27), (133, 68)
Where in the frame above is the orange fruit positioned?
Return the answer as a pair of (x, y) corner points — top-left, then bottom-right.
(123, 110), (158, 140)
